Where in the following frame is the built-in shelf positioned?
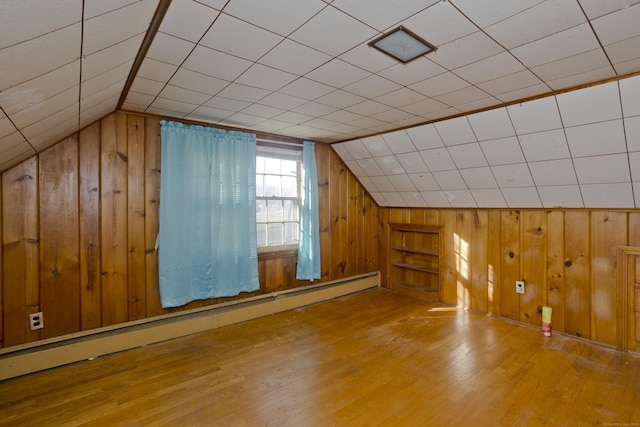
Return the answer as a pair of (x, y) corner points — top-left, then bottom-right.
(387, 223), (443, 300)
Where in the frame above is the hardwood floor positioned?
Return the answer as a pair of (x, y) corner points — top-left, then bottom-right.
(1, 288), (639, 426)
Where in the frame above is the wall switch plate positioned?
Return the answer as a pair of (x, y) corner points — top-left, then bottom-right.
(516, 281), (525, 294)
(29, 312), (44, 330)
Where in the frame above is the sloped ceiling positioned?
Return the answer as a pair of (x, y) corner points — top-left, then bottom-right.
(1, 0), (640, 208)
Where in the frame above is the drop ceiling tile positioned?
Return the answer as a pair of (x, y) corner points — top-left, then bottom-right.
(433, 170), (467, 190)
(403, 1), (477, 46)
(84, 0), (143, 19)
(236, 64), (298, 91)
(274, 111), (314, 125)
(136, 58), (179, 83)
(454, 52), (526, 85)
(507, 96), (562, 134)
(0, 61), (79, 115)
(381, 131), (416, 154)
(315, 90), (366, 109)
(355, 158), (384, 176)
(529, 159), (578, 186)
(625, 116), (640, 151)
(342, 139), (372, 160)
(221, 112), (266, 127)
(435, 87), (493, 110)
(502, 187), (542, 208)
(518, 129), (571, 162)
(183, 46), (252, 81)
(579, 0), (639, 19)
(409, 172), (439, 191)
(289, 7), (377, 56)
(375, 155), (405, 175)
(486, 0), (585, 49)
(343, 160), (364, 176)
(348, 116), (388, 130)
(420, 191), (451, 208)
(378, 59), (446, 88)
(169, 69), (228, 96)
(389, 174), (417, 192)
(260, 40), (331, 76)
(147, 33), (195, 66)
(607, 36), (640, 74)
(410, 72), (470, 98)
(574, 153), (630, 184)
(434, 117), (476, 146)
(460, 167), (498, 189)
(189, 105), (233, 122)
(512, 23), (600, 68)
(448, 143), (488, 169)
(565, 120), (626, 157)
(537, 185), (584, 208)
(344, 75), (402, 99)
(406, 124), (444, 150)
(492, 163), (535, 187)
(159, 0), (219, 42)
(492, 82), (550, 104)
(12, 86), (78, 128)
(79, 92), (119, 126)
(339, 43), (398, 74)
(345, 100), (393, 116)
(155, 85), (212, 106)
(83, 0), (157, 56)
(21, 104), (78, 146)
(420, 147), (456, 171)
(149, 97), (198, 116)
(545, 64), (616, 92)
(0, 24), (80, 91)
(470, 189), (508, 208)
(332, 0), (435, 31)
(322, 109), (362, 124)
(304, 117), (340, 130)
(360, 135), (391, 156)
(358, 176), (378, 193)
(306, 59), (371, 89)
(430, 31), (504, 71)
(477, 70), (545, 98)
(0, 114), (17, 139)
(201, 14), (283, 62)
(591, 3), (640, 45)
(369, 175), (396, 192)
(82, 35), (143, 81)
(467, 108), (515, 141)
(396, 152), (428, 173)
(294, 101), (337, 117)
(0, 0), (79, 50)
(215, 84), (270, 103)
(401, 98), (450, 118)
(381, 191), (406, 206)
(531, 49), (612, 84)
(447, 190), (477, 208)
(374, 88), (427, 109)
(81, 62), (130, 99)
(480, 136), (526, 165)
(628, 152), (640, 181)
(580, 183), (635, 207)
(400, 192), (428, 208)
(620, 74), (640, 116)
(0, 132), (35, 171)
(123, 92), (155, 110)
(279, 78), (335, 100)
(453, 0), (544, 28)
(224, 0), (324, 37)
(556, 81), (622, 127)
(635, 183), (640, 207)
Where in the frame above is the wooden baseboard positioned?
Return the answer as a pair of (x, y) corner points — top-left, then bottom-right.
(0, 272), (379, 381)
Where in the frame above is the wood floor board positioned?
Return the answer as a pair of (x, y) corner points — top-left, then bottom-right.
(0, 288), (639, 426)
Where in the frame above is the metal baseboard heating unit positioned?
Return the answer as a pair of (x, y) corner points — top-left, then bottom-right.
(0, 272), (380, 381)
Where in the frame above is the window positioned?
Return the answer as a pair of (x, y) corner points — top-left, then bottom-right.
(256, 145), (301, 250)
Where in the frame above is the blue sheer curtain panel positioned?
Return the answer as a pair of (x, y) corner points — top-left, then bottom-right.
(158, 121), (259, 308)
(296, 141), (321, 281)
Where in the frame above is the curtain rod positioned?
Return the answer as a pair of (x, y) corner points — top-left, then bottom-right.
(256, 138), (304, 148)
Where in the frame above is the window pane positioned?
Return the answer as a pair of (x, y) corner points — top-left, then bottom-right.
(281, 176), (296, 197)
(284, 222), (298, 244)
(256, 156), (265, 174)
(283, 199), (298, 221)
(264, 157), (280, 174)
(268, 199), (283, 221)
(256, 174), (264, 197)
(267, 223), (283, 245)
(256, 199), (267, 222)
(281, 159), (296, 176)
(264, 175), (281, 197)
(256, 223), (267, 247)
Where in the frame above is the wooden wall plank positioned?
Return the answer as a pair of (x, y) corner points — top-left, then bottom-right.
(100, 113), (129, 326)
(546, 211), (565, 332)
(346, 171), (358, 277)
(456, 210), (473, 309)
(500, 210), (520, 321)
(39, 136), (80, 338)
(0, 173), (3, 347)
(471, 210), (488, 313)
(144, 118), (164, 317)
(520, 210), (546, 326)
(486, 210), (501, 315)
(127, 115), (146, 320)
(317, 143), (331, 281)
(590, 211), (627, 346)
(564, 211), (590, 339)
(440, 210), (457, 305)
(329, 147), (344, 279)
(2, 157), (39, 346)
(79, 123), (102, 330)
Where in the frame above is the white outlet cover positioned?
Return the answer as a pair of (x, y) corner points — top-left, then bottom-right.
(516, 281), (525, 294)
(29, 312), (44, 330)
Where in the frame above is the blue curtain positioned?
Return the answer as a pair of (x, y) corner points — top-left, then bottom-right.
(296, 141), (321, 281)
(158, 121), (259, 308)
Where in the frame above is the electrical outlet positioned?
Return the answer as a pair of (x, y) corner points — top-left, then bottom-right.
(29, 312), (44, 330)
(516, 281), (525, 294)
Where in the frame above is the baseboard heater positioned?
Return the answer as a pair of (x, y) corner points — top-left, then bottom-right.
(0, 272), (379, 382)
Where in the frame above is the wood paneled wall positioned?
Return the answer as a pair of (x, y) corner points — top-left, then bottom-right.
(0, 112), (379, 349)
(379, 208), (640, 347)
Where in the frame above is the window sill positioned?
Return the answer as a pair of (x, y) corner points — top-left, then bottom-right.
(258, 245), (298, 260)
